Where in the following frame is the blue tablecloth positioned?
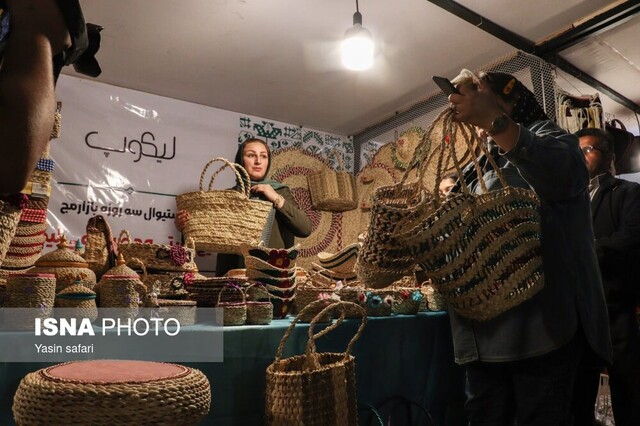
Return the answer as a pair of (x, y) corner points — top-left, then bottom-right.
(0, 312), (465, 425)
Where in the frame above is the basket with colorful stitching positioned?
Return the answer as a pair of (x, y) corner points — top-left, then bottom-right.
(118, 230), (197, 272)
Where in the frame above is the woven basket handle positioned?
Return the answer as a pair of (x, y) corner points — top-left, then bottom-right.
(305, 301), (367, 363)
(198, 157), (250, 198)
(325, 148), (346, 172)
(245, 282), (271, 302)
(184, 237), (196, 250)
(127, 256), (148, 294)
(216, 283), (246, 306)
(117, 229), (131, 245)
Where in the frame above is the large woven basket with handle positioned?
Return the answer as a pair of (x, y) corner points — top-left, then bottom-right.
(307, 149), (357, 212)
(266, 300), (367, 426)
(176, 157), (274, 254)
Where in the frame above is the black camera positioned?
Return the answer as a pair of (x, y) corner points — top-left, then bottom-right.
(0, 1), (103, 79)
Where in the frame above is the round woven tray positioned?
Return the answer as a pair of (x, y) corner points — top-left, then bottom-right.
(12, 360), (211, 426)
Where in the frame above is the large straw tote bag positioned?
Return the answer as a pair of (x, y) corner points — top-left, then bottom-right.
(176, 157), (274, 254)
(266, 300), (367, 426)
(390, 108), (544, 321)
(117, 230), (197, 272)
(307, 149), (357, 212)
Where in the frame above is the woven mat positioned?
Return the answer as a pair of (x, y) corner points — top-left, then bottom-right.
(270, 148), (347, 271)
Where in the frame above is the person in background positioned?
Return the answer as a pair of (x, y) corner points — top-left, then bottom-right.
(0, 0), (71, 193)
(175, 138), (312, 276)
(572, 127), (640, 426)
(438, 172), (457, 197)
(448, 71), (612, 425)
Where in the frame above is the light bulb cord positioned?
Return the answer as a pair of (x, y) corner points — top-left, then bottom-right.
(353, 0), (362, 26)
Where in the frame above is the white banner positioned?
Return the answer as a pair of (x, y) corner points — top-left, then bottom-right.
(47, 76), (351, 273)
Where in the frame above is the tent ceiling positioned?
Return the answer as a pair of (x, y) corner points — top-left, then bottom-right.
(63, 0), (640, 136)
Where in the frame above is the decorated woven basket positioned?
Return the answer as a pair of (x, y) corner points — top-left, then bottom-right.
(390, 108), (545, 321)
(266, 300), (366, 426)
(1, 221), (47, 271)
(32, 235), (97, 293)
(337, 284), (366, 319)
(294, 276), (337, 323)
(392, 287), (423, 315)
(118, 230), (198, 272)
(188, 277), (247, 307)
(217, 284), (247, 326)
(307, 149), (357, 212)
(12, 360), (211, 426)
(364, 289), (395, 317)
(55, 283), (98, 322)
(176, 157), (274, 254)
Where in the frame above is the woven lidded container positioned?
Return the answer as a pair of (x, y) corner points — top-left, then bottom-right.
(266, 301), (366, 426)
(118, 230), (198, 272)
(32, 236), (96, 293)
(55, 283), (98, 322)
(156, 299), (198, 326)
(12, 360), (211, 426)
(4, 273), (56, 309)
(95, 255), (147, 315)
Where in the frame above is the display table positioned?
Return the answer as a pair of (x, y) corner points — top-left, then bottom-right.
(0, 312), (465, 425)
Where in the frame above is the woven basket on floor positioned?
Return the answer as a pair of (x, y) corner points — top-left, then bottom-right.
(12, 360), (211, 426)
(217, 284), (247, 326)
(266, 300), (366, 426)
(307, 149), (357, 212)
(176, 157), (274, 254)
(118, 230), (198, 272)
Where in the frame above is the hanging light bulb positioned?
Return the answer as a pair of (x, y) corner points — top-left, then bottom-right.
(341, 0), (374, 71)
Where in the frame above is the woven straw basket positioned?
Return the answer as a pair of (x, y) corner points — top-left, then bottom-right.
(157, 299), (198, 326)
(217, 284), (247, 326)
(4, 273), (56, 330)
(12, 360), (211, 426)
(118, 230), (198, 272)
(294, 274), (336, 323)
(390, 108), (545, 321)
(266, 300), (366, 426)
(55, 284), (98, 322)
(0, 198), (22, 268)
(32, 235), (97, 293)
(2, 222), (48, 270)
(245, 283), (273, 325)
(176, 157), (273, 254)
(83, 215), (117, 280)
(307, 149), (357, 212)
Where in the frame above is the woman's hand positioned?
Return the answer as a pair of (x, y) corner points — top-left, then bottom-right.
(174, 210), (190, 232)
(251, 184), (284, 208)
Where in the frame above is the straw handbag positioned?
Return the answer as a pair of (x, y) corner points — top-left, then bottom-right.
(83, 215), (117, 280)
(307, 149), (357, 212)
(216, 284), (247, 326)
(266, 300), (367, 426)
(245, 283), (273, 325)
(176, 157), (274, 254)
(118, 230), (197, 272)
(390, 108), (545, 321)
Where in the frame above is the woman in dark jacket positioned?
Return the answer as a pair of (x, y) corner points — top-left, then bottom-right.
(175, 138), (312, 276)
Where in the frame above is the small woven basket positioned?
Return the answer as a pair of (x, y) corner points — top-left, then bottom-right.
(12, 360), (211, 426)
(157, 299), (198, 326)
(176, 157), (274, 254)
(217, 284), (247, 326)
(266, 300), (366, 426)
(245, 283), (273, 325)
(294, 275), (336, 323)
(307, 149), (358, 212)
(118, 230), (198, 272)
(364, 289), (395, 317)
(337, 284), (367, 319)
(392, 287), (423, 315)
(83, 215), (117, 280)
(4, 273), (56, 330)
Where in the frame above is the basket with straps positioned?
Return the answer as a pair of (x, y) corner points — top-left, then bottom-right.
(216, 284), (247, 326)
(307, 149), (357, 212)
(389, 107), (545, 321)
(266, 300), (367, 426)
(176, 157), (274, 254)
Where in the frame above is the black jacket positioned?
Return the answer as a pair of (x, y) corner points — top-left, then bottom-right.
(591, 173), (640, 310)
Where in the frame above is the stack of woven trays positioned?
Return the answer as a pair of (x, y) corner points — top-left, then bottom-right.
(241, 243), (299, 319)
(1, 137), (57, 273)
(117, 230), (201, 298)
(315, 242), (359, 281)
(31, 235), (97, 293)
